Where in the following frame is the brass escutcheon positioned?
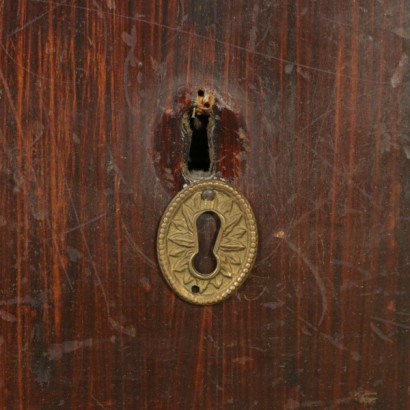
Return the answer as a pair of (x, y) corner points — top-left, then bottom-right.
(157, 180), (258, 305)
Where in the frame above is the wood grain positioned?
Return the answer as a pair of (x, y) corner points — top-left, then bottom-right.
(0, 1), (409, 409)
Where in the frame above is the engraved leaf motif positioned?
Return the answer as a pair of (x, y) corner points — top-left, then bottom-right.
(223, 257), (235, 278)
(168, 233), (194, 248)
(196, 279), (210, 293)
(219, 254), (234, 277)
(227, 254), (241, 265)
(219, 198), (233, 215)
(213, 275), (223, 289)
(224, 213), (243, 236)
(183, 272), (194, 284)
(220, 239), (246, 252)
(173, 255), (190, 273)
(231, 228), (247, 240)
(193, 193), (201, 209)
(181, 203), (194, 232)
(168, 248), (187, 258)
(219, 253), (228, 270)
(172, 219), (187, 232)
(211, 195), (219, 210)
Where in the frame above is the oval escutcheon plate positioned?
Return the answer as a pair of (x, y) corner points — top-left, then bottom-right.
(157, 180), (258, 305)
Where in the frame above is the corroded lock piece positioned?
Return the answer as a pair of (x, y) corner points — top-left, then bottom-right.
(157, 179), (258, 305)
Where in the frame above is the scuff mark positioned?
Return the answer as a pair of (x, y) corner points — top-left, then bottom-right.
(262, 301), (285, 310)
(0, 309), (16, 322)
(66, 246), (82, 263)
(327, 394), (356, 409)
(274, 230), (286, 238)
(108, 317), (136, 338)
(106, 144), (128, 186)
(354, 389), (378, 406)
(106, 0), (115, 10)
(300, 400), (324, 408)
(232, 357), (253, 365)
(29, 189), (49, 221)
(271, 377), (283, 388)
(72, 132), (81, 144)
(122, 25), (138, 113)
(150, 56), (167, 81)
(249, 346), (269, 353)
(390, 53), (409, 88)
(285, 63), (294, 74)
(392, 27), (410, 39)
(351, 351), (361, 362)
(400, 134), (410, 160)
(301, 325), (313, 336)
(297, 66), (310, 79)
(47, 338), (93, 360)
(248, 5), (258, 52)
(285, 399), (300, 409)
(0, 291), (49, 307)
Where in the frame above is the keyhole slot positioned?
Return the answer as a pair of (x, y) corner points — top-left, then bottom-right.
(181, 89), (216, 181)
(192, 211), (221, 276)
(188, 114), (210, 172)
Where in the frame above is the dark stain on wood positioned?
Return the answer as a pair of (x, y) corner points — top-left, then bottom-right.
(153, 87), (247, 194)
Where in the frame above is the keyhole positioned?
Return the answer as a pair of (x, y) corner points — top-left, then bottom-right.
(181, 89), (216, 181)
(192, 211), (221, 276)
(188, 114), (210, 172)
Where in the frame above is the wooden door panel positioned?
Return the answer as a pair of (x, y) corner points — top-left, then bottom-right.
(0, 1), (409, 409)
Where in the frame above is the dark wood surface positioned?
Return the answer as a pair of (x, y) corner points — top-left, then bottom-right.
(1, 1), (409, 409)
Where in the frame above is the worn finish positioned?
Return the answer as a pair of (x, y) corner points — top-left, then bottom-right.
(0, 0), (409, 409)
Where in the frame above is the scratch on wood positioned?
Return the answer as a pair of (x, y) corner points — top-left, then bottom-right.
(285, 238), (327, 325)
(370, 316), (410, 330)
(64, 181), (109, 311)
(122, 220), (156, 268)
(92, 395), (109, 409)
(243, 286), (267, 301)
(35, 0), (393, 86)
(286, 303), (361, 361)
(52, 213), (107, 238)
(122, 25), (138, 114)
(370, 321), (393, 343)
(9, 0), (68, 36)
